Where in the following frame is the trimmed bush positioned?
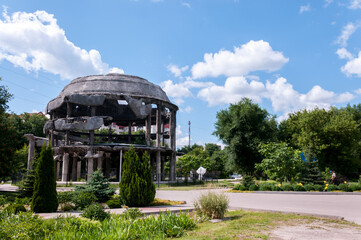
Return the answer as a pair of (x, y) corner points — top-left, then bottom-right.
(57, 191), (74, 205)
(232, 184), (240, 190)
(241, 175), (255, 189)
(326, 184), (339, 191)
(31, 144), (58, 213)
(313, 184), (324, 191)
(194, 192), (229, 219)
(271, 185), (282, 191)
(338, 183), (352, 192)
(72, 192), (97, 210)
(249, 184), (259, 191)
(282, 185), (294, 191)
(81, 203), (110, 221)
(75, 170), (115, 203)
(119, 147), (156, 207)
(121, 208), (143, 219)
(350, 183), (361, 191)
(259, 183), (273, 191)
(106, 199), (123, 209)
(304, 184), (315, 191)
(4, 203), (26, 214)
(294, 185), (305, 191)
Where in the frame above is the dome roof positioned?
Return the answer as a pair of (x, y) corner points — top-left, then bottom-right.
(46, 73), (175, 113)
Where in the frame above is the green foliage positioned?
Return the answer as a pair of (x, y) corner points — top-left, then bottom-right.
(81, 203), (110, 221)
(350, 183), (361, 191)
(119, 147), (155, 207)
(294, 185), (306, 191)
(282, 185), (294, 191)
(121, 208), (143, 219)
(280, 108), (361, 178)
(106, 199), (123, 209)
(72, 191), (97, 210)
(257, 142), (302, 184)
(57, 191), (74, 205)
(338, 183), (352, 192)
(194, 192), (229, 219)
(4, 204), (26, 214)
(75, 170), (115, 202)
(241, 175), (255, 189)
(214, 98), (277, 174)
(249, 184), (259, 191)
(304, 184), (315, 191)
(313, 184), (324, 191)
(326, 184), (339, 191)
(19, 155), (38, 198)
(177, 143), (203, 154)
(259, 183), (273, 191)
(271, 185), (282, 191)
(300, 159), (324, 185)
(31, 144), (58, 213)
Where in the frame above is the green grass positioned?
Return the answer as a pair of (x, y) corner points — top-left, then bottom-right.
(175, 210), (360, 240)
(157, 182), (234, 191)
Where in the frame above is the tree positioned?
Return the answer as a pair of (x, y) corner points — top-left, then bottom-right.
(119, 146), (155, 207)
(256, 142), (302, 184)
(177, 144), (202, 154)
(214, 98), (277, 174)
(0, 79), (12, 116)
(31, 144), (58, 213)
(280, 108), (361, 178)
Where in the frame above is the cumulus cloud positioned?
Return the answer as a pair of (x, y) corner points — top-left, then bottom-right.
(341, 51), (361, 77)
(160, 80), (192, 105)
(191, 40), (289, 79)
(336, 22), (359, 47)
(336, 48), (353, 60)
(349, 0), (361, 9)
(176, 124), (190, 148)
(197, 77), (354, 119)
(299, 4), (311, 13)
(180, 106), (192, 113)
(324, 0), (333, 7)
(355, 88), (361, 95)
(0, 9), (123, 80)
(167, 64), (189, 77)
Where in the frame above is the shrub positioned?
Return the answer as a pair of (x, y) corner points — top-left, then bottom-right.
(4, 203), (27, 214)
(326, 184), (339, 191)
(119, 147), (155, 207)
(194, 192), (229, 219)
(249, 184), (259, 191)
(259, 183), (273, 191)
(60, 203), (76, 212)
(313, 184), (324, 191)
(271, 185), (282, 191)
(241, 175), (255, 189)
(75, 170), (115, 203)
(31, 144), (58, 213)
(294, 185), (305, 191)
(338, 183), (352, 192)
(232, 184), (240, 190)
(303, 184), (315, 191)
(282, 185), (294, 191)
(106, 199), (123, 209)
(72, 192), (97, 210)
(57, 191), (74, 204)
(350, 183), (361, 191)
(81, 203), (110, 221)
(121, 208), (143, 219)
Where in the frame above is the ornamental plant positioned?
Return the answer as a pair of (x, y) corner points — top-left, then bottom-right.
(119, 146), (155, 207)
(194, 191), (229, 219)
(31, 144), (58, 213)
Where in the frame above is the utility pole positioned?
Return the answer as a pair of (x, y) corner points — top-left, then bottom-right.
(188, 120), (191, 147)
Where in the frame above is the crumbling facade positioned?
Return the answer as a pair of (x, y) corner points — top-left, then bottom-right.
(43, 73), (177, 182)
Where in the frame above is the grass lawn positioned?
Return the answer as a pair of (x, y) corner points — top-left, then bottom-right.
(176, 210), (360, 240)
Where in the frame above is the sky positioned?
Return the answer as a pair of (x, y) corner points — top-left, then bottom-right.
(1, 0), (361, 148)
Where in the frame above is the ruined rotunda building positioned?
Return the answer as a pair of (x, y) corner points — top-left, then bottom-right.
(44, 73), (177, 182)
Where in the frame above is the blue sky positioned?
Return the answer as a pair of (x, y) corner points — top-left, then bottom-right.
(1, 0), (361, 147)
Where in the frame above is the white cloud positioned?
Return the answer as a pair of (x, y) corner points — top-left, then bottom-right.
(299, 4), (311, 13)
(324, 0), (333, 7)
(160, 80), (192, 105)
(0, 9), (123, 80)
(336, 22), (359, 47)
(180, 106), (192, 113)
(181, 2), (191, 8)
(355, 88), (361, 95)
(167, 64), (189, 77)
(183, 77), (215, 88)
(349, 0), (361, 9)
(176, 124), (190, 148)
(191, 40), (289, 79)
(197, 77), (354, 119)
(336, 48), (353, 60)
(341, 51), (361, 77)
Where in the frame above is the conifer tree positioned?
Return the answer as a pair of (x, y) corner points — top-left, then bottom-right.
(300, 160), (323, 185)
(119, 146), (155, 207)
(31, 144), (58, 213)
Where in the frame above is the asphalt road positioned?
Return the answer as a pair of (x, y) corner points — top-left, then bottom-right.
(156, 189), (361, 225)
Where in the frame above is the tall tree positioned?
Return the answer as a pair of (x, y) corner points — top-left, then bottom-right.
(214, 98), (277, 174)
(31, 144), (58, 213)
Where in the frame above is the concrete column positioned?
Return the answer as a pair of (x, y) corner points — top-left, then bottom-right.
(156, 106), (162, 147)
(170, 152), (176, 181)
(87, 158), (94, 180)
(128, 123), (132, 143)
(145, 114), (151, 146)
(62, 153), (69, 182)
(65, 102), (72, 145)
(56, 160), (61, 180)
(71, 154), (77, 181)
(97, 151), (104, 170)
(77, 160), (82, 180)
(156, 151), (161, 181)
(89, 106), (96, 145)
(119, 150), (123, 181)
(161, 156), (165, 180)
(169, 110), (176, 150)
(25, 134), (35, 170)
(105, 152), (111, 177)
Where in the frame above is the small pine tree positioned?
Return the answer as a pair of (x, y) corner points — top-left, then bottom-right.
(31, 144), (58, 213)
(300, 160), (323, 185)
(119, 146), (155, 207)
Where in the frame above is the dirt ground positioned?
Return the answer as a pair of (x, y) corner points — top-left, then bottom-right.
(270, 220), (361, 240)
